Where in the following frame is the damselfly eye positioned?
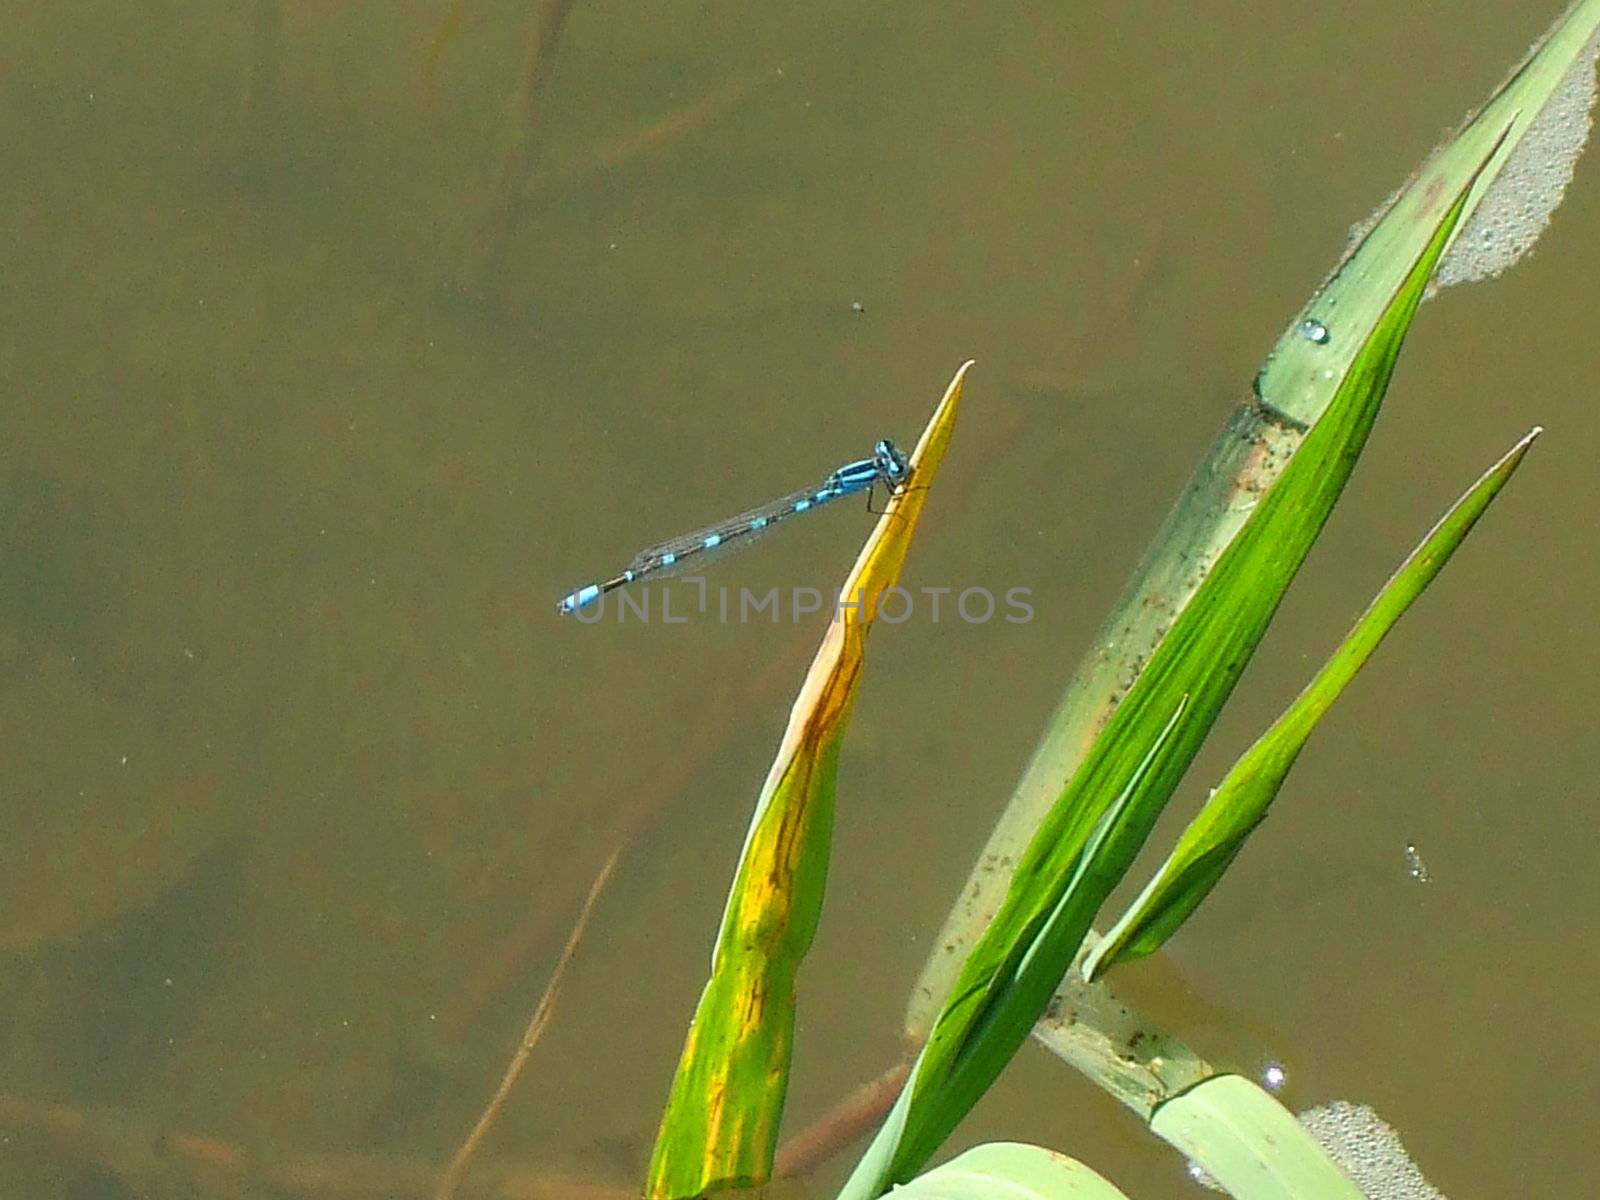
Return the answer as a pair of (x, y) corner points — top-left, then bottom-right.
(875, 439), (909, 482)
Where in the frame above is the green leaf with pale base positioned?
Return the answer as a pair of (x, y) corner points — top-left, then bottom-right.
(842, 141), (1498, 1200)
(906, 0), (1600, 1042)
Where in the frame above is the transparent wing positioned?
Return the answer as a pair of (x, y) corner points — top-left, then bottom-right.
(626, 483), (853, 580)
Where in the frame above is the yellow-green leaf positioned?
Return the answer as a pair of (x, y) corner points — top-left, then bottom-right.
(643, 362), (969, 1200)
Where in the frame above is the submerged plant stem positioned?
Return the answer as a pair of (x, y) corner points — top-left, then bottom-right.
(435, 842), (622, 1200)
(456, 0), (579, 295)
(774, 1061), (910, 1179)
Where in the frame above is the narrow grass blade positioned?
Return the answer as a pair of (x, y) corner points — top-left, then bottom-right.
(913, 694), (1189, 1147)
(908, 0), (1600, 1037)
(643, 363), (969, 1200)
(847, 149), (1495, 1200)
(1083, 426), (1542, 979)
(891, 1143), (1133, 1200)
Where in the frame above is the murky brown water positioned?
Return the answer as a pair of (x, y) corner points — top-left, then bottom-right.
(1, 3), (1594, 1197)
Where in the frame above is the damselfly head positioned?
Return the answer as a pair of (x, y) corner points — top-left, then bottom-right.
(874, 439), (910, 488)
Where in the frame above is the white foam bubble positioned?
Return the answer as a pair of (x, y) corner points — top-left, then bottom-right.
(1296, 1101), (1446, 1200)
(1434, 26), (1600, 290)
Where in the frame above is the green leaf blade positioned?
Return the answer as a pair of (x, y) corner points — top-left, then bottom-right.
(1257, 2), (1600, 428)
(890, 1144), (1133, 1200)
(1151, 1076), (1366, 1200)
